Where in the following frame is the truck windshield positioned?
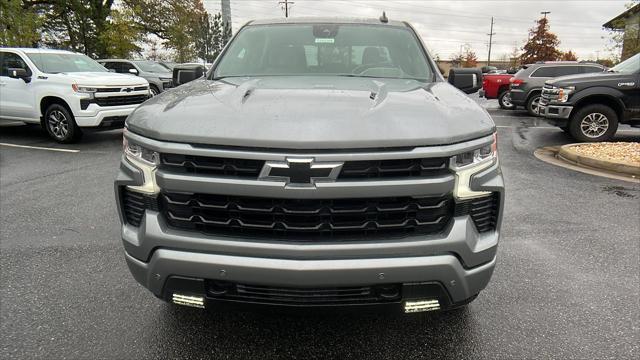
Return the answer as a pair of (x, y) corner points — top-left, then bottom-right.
(133, 60), (171, 73)
(214, 23), (433, 82)
(26, 53), (107, 73)
(609, 53), (640, 74)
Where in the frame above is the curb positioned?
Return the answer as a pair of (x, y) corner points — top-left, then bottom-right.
(558, 144), (640, 177)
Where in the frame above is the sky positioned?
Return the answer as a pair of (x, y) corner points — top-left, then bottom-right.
(203, 0), (634, 61)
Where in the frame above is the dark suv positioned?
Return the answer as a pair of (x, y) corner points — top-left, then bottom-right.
(509, 62), (605, 115)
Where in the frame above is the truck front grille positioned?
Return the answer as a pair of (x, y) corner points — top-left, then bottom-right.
(94, 94), (149, 107)
(159, 154), (450, 180)
(339, 158), (449, 178)
(160, 154), (265, 178)
(160, 192), (453, 240)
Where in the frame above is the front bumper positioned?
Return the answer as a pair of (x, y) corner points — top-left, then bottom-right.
(541, 102), (573, 119)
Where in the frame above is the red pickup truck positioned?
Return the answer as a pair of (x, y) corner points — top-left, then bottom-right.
(482, 73), (515, 110)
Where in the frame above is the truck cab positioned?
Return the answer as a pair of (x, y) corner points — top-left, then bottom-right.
(540, 53), (640, 142)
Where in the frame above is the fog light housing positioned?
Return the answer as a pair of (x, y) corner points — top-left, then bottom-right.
(404, 299), (440, 313)
(172, 293), (205, 308)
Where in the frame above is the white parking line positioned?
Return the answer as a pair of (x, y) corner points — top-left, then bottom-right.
(496, 125), (556, 129)
(0, 142), (80, 153)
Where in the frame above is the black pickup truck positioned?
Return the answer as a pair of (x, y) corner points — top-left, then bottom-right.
(540, 53), (640, 142)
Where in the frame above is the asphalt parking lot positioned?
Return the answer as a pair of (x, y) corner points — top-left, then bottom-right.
(1, 104), (639, 359)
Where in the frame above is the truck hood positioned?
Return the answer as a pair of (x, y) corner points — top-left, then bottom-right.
(126, 76), (495, 149)
(547, 71), (630, 88)
(49, 72), (148, 87)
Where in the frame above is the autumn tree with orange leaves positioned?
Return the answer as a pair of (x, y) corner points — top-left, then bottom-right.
(519, 17), (562, 64)
(560, 50), (578, 61)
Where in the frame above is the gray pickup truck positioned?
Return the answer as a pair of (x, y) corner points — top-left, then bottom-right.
(115, 17), (504, 314)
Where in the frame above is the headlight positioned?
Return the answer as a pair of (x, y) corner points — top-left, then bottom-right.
(72, 84), (97, 98)
(72, 84), (98, 93)
(123, 136), (159, 166)
(450, 133), (497, 199)
(123, 130), (160, 194)
(557, 86), (575, 103)
(159, 77), (172, 81)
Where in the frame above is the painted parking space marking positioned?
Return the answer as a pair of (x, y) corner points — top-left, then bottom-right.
(0, 142), (80, 153)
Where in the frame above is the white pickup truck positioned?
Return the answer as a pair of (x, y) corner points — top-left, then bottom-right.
(0, 48), (150, 143)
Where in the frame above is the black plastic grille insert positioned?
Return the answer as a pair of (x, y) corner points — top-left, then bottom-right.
(160, 192), (454, 240)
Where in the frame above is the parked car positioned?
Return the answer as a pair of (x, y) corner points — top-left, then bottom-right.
(115, 17), (503, 314)
(98, 59), (173, 96)
(482, 72), (515, 109)
(158, 61), (176, 71)
(540, 52), (640, 142)
(509, 62), (606, 116)
(0, 48), (150, 143)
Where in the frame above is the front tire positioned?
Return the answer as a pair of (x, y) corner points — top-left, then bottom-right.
(498, 90), (516, 110)
(569, 104), (618, 142)
(43, 104), (82, 143)
(150, 85), (160, 96)
(526, 94), (542, 116)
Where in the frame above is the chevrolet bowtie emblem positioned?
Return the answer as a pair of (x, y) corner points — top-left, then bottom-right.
(259, 158), (343, 187)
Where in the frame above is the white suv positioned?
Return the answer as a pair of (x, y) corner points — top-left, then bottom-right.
(0, 48), (150, 143)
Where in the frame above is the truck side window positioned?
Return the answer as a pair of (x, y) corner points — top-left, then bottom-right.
(120, 62), (136, 73)
(554, 66), (583, 77)
(102, 62), (121, 73)
(0, 52), (32, 77)
(530, 66), (555, 77)
(583, 66), (604, 73)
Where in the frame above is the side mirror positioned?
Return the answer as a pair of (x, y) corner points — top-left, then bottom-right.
(8, 68), (31, 83)
(128, 68), (138, 75)
(448, 68), (482, 94)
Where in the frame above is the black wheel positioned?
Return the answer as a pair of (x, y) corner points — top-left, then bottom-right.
(569, 104), (618, 142)
(43, 103), (82, 143)
(498, 90), (516, 110)
(150, 85), (160, 96)
(526, 94), (542, 116)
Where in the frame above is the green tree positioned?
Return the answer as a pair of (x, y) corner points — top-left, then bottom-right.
(123, 0), (210, 62)
(519, 17), (561, 64)
(195, 12), (232, 63)
(25, 0), (115, 58)
(0, 0), (41, 47)
(100, 7), (143, 58)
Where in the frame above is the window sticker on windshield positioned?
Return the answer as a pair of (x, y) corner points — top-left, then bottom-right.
(315, 38), (335, 44)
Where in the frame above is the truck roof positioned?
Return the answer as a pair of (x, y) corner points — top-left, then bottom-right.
(4, 47), (79, 55)
(248, 17), (407, 27)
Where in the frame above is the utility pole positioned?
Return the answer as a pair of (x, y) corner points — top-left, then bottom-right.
(539, 11), (551, 59)
(221, 0), (232, 33)
(279, 0), (294, 18)
(487, 17), (495, 67)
